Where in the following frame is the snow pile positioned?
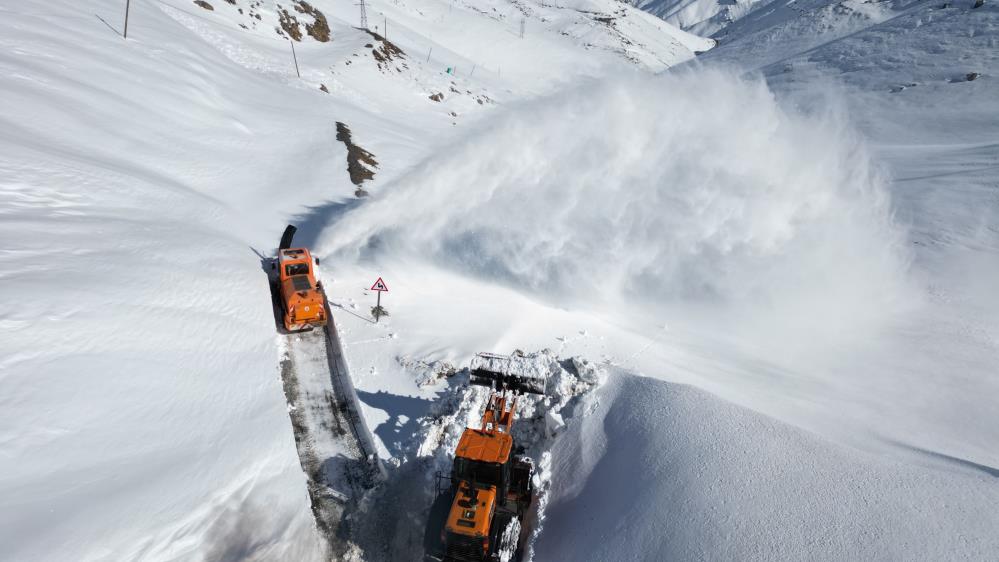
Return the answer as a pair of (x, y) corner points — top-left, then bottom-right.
(400, 355), (459, 388)
(418, 350), (600, 474)
(497, 517), (521, 562)
(324, 68), (914, 356)
(534, 371), (999, 560)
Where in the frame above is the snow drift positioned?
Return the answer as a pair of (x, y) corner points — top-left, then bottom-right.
(324, 69), (913, 355)
(533, 371), (999, 560)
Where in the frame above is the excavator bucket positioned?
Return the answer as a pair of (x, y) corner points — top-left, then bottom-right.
(469, 352), (548, 395)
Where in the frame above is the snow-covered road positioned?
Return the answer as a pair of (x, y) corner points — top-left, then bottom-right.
(274, 282), (384, 558)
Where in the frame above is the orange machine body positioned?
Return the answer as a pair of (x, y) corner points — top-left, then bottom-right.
(278, 247), (326, 332)
(453, 394), (516, 468)
(445, 481), (498, 544)
(443, 393), (520, 557)
(428, 354), (542, 562)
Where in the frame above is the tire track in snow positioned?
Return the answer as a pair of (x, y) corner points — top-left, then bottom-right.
(276, 290), (384, 559)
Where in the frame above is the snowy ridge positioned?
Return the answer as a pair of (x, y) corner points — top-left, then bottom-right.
(628, 0), (776, 36)
(157, 0), (711, 85)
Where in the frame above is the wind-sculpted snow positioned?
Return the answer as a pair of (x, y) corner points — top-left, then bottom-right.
(325, 69), (914, 353)
(533, 372), (999, 560)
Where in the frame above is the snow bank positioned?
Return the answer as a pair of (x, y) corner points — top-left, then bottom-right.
(534, 371), (999, 560)
(323, 69), (914, 357)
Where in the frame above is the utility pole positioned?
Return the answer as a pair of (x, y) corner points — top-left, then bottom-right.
(519, 18), (525, 39)
(358, 0), (369, 30)
(289, 40), (300, 78)
(124, 0), (131, 39)
(384, 16), (388, 40)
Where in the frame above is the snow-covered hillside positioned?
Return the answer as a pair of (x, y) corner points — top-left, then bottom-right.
(2, 0), (997, 559)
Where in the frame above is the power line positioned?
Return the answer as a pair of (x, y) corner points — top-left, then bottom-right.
(357, 0), (369, 30)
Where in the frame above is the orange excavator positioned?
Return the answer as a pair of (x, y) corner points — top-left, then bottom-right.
(425, 353), (548, 562)
(275, 225), (327, 332)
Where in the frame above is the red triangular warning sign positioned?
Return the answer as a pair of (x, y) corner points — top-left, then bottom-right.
(370, 277), (389, 292)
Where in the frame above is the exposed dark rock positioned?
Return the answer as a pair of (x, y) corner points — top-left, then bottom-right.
(278, 8), (303, 41)
(294, 1), (331, 42)
(335, 122), (378, 187)
(194, 0), (214, 10)
(362, 29), (406, 70)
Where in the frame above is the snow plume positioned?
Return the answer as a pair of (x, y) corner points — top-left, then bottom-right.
(325, 69), (914, 354)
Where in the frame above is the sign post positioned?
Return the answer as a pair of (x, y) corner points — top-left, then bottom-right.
(370, 277), (389, 322)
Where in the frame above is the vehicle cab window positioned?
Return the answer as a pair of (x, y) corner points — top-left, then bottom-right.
(285, 263), (309, 276)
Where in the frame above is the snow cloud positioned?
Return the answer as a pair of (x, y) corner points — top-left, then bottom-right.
(324, 69), (914, 352)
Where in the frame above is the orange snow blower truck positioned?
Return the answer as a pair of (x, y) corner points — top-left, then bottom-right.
(275, 225), (327, 332)
(425, 353), (547, 562)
